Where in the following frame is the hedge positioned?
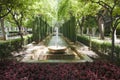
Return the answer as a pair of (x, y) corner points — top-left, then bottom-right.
(77, 35), (120, 59)
(0, 35), (33, 60)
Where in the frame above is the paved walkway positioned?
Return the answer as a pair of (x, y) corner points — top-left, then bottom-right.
(12, 36), (98, 62)
(75, 41), (99, 59)
(11, 39), (98, 63)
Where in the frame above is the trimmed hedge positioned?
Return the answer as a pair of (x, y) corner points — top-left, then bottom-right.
(77, 35), (120, 59)
(0, 35), (33, 59)
(77, 35), (89, 46)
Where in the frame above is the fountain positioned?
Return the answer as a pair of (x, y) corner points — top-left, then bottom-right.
(48, 27), (67, 53)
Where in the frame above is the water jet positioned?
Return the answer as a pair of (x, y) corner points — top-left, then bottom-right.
(48, 27), (67, 53)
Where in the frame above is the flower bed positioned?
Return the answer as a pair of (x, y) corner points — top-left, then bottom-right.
(0, 61), (120, 80)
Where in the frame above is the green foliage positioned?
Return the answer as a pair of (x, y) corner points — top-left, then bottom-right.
(0, 39), (21, 59)
(58, 0), (71, 20)
(0, 0), (14, 18)
(91, 41), (101, 52)
(116, 26), (120, 35)
(84, 16), (97, 28)
(0, 41), (12, 59)
(61, 16), (76, 42)
(32, 16), (50, 43)
(100, 42), (112, 55)
(77, 35), (120, 59)
(114, 45), (120, 58)
(58, 0), (101, 21)
(0, 35), (33, 60)
(113, 5), (120, 16)
(9, 38), (22, 51)
(81, 2), (101, 16)
(23, 35), (33, 45)
(77, 35), (89, 46)
(32, 0), (59, 26)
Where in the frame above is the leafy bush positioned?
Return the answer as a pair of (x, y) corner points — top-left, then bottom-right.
(77, 36), (89, 46)
(91, 41), (101, 52)
(0, 41), (12, 59)
(115, 46), (120, 58)
(23, 35), (33, 45)
(100, 42), (112, 55)
(77, 35), (120, 59)
(0, 35), (33, 60)
(10, 38), (22, 51)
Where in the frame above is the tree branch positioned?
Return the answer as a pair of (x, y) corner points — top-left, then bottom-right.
(10, 11), (20, 27)
(91, 0), (112, 12)
(114, 16), (120, 29)
(20, 11), (24, 26)
(112, 0), (117, 12)
(0, 8), (12, 19)
(114, 21), (120, 30)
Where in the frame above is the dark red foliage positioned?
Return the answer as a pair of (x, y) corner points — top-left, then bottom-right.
(0, 60), (120, 80)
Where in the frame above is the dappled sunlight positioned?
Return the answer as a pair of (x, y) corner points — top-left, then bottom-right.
(10, 37), (95, 62)
(0, 0), (120, 79)
(11, 42), (49, 61)
(22, 44), (49, 61)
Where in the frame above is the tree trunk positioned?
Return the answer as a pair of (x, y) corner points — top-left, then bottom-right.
(78, 17), (84, 35)
(87, 28), (89, 35)
(92, 28), (96, 36)
(98, 17), (104, 39)
(18, 25), (24, 46)
(111, 29), (115, 60)
(10, 12), (24, 46)
(0, 18), (6, 40)
(89, 33), (91, 50)
(81, 27), (84, 35)
(111, 24), (119, 60)
(114, 29), (117, 42)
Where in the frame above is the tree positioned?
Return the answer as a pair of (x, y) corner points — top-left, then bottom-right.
(77, 16), (85, 35)
(0, 0), (14, 40)
(84, 15), (97, 36)
(0, 0), (13, 19)
(96, 9), (108, 39)
(7, 0), (37, 45)
(91, 0), (120, 60)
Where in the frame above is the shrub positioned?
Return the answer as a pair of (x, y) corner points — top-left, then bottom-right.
(0, 41), (12, 59)
(100, 42), (111, 55)
(0, 35), (33, 60)
(23, 35), (33, 45)
(91, 41), (101, 52)
(77, 35), (120, 60)
(114, 46), (120, 58)
(77, 36), (89, 46)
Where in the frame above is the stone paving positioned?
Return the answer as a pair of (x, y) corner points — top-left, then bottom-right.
(11, 35), (99, 63)
(75, 41), (99, 59)
(11, 41), (98, 63)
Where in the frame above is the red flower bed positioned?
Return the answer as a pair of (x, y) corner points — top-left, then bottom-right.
(0, 61), (120, 80)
